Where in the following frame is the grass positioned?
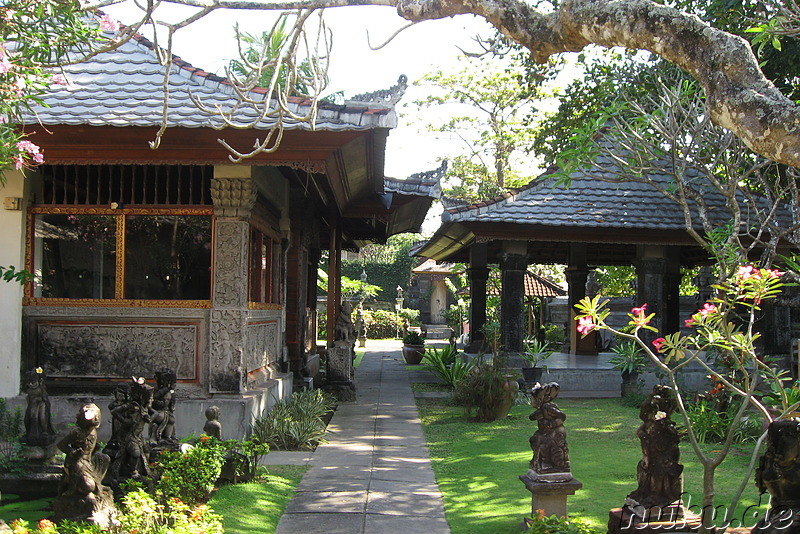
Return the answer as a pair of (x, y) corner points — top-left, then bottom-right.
(417, 397), (769, 534)
(354, 349), (366, 369)
(0, 495), (53, 524)
(209, 465), (308, 534)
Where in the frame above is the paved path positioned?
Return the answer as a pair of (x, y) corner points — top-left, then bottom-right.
(274, 340), (450, 534)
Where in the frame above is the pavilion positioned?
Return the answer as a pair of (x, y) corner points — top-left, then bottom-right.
(2, 22), (437, 436)
(415, 155), (793, 356)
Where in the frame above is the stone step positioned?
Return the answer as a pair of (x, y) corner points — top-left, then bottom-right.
(422, 325), (452, 339)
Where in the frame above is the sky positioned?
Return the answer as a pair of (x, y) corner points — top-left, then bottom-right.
(102, 2), (499, 181)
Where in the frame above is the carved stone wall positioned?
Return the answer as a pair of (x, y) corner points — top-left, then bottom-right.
(244, 316), (280, 383)
(213, 220), (249, 308)
(23, 307), (207, 383)
(209, 309), (246, 393)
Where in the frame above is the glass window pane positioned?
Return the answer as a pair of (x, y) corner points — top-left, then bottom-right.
(34, 214), (117, 299)
(124, 215), (211, 300)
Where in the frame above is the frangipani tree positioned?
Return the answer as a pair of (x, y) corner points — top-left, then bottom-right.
(575, 265), (791, 530)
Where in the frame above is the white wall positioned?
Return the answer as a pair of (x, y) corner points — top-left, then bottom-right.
(0, 170), (27, 397)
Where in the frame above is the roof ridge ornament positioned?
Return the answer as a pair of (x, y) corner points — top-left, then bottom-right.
(349, 75), (408, 106)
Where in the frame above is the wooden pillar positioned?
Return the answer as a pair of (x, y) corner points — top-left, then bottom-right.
(326, 214), (342, 347)
(566, 244), (595, 355)
(500, 241), (528, 354)
(466, 243), (489, 352)
(635, 245), (681, 345)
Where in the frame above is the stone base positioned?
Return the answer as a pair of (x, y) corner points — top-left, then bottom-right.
(4, 374), (293, 444)
(0, 464), (61, 497)
(20, 442), (58, 464)
(53, 485), (116, 527)
(520, 471), (582, 518)
(608, 506), (702, 534)
(322, 381), (357, 402)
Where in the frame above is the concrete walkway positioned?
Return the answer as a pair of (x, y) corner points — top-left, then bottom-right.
(274, 340), (450, 534)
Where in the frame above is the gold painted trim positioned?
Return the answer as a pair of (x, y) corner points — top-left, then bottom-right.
(248, 302), (283, 310)
(116, 215), (125, 300)
(24, 211), (33, 298)
(23, 297), (212, 309)
(29, 206), (214, 216)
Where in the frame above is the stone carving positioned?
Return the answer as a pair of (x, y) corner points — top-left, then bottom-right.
(333, 301), (356, 344)
(210, 177), (257, 214)
(53, 403), (115, 526)
(350, 74), (408, 105)
(103, 385), (129, 461)
(626, 385), (683, 512)
(209, 309), (245, 392)
(149, 369), (177, 445)
(203, 406), (222, 439)
(212, 221), (249, 308)
(22, 368), (54, 447)
(527, 382), (572, 481)
(37, 323), (197, 380)
(244, 319), (279, 376)
(356, 305), (367, 348)
(753, 419), (800, 534)
(106, 378), (153, 487)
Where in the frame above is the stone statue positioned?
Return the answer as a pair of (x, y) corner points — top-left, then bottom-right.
(333, 301), (356, 344)
(53, 403), (115, 526)
(106, 378), (153, 486)
(22, 368), (54, 447)
(626, 385), (683, 511)
(528, 382), (572, 481)
(103, 385), (129, 461)
(149, 368), (177, 444)
(753, 419), (800, 534)
(203, 405), (222, 440)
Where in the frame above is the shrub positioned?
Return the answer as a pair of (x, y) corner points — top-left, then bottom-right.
(423, 345), (475, 389)
(398, 307), (420, 327)
(526, 511), (599, 534)
(251, 390), (336, 451)
(364, 309), (401, 339)
(683, 396), (762, 444)
(453, 357), (519, 422)
(543, 323), (566, 344)
(117, 489), (223, 534)
(0, 398), (24, 473)
(155, 437), (226, 505)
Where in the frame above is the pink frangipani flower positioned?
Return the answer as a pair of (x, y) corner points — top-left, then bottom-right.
(576, 316), (596, 335)
(652, 337), (666, 352)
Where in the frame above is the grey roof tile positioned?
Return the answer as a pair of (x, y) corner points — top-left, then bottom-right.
(442, 163), (750, 231)
(26, 28), (397, 131)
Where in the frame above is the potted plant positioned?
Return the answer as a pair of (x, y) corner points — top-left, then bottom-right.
(452, 321), (519, 422)
(520, 339), (553, 384)
(609, 339), (645, 397)
(401, 330), (426, 365)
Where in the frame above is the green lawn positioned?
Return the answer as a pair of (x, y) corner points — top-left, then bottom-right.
(417, 397), (769, 534)
(209, 465), (308, 534)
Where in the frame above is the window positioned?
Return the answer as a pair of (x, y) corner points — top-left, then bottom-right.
(30, 209), (212, 303)
(249, 227), (281, 304)
(34, 213), (117, 299)
(125, 215), (211, 300)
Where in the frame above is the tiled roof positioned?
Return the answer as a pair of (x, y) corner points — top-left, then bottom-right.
(385, 161), (445, 199)
(442, 158), (744, 231)
(457, 269), (566, 297)
(26, 24), (397, 131)
(412, 259), (455, 274)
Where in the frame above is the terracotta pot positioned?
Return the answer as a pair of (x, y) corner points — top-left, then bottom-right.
(488, 378), (519, 421)
(402, 344), (425, 365)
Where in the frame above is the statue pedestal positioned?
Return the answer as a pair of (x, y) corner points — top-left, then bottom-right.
(607, 506), (701, 534)
(520, 470), (582, 518)
(324, 343), (356, 402)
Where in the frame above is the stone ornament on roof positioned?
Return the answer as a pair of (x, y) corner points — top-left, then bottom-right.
(350, 75), (408, 106)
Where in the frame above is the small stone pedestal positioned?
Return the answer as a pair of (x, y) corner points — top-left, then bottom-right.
(324, 343), (356, 402)
(519, 471), (582, 518)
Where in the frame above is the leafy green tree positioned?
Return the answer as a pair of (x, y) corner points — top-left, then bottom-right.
(413, 55), (542, 203)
